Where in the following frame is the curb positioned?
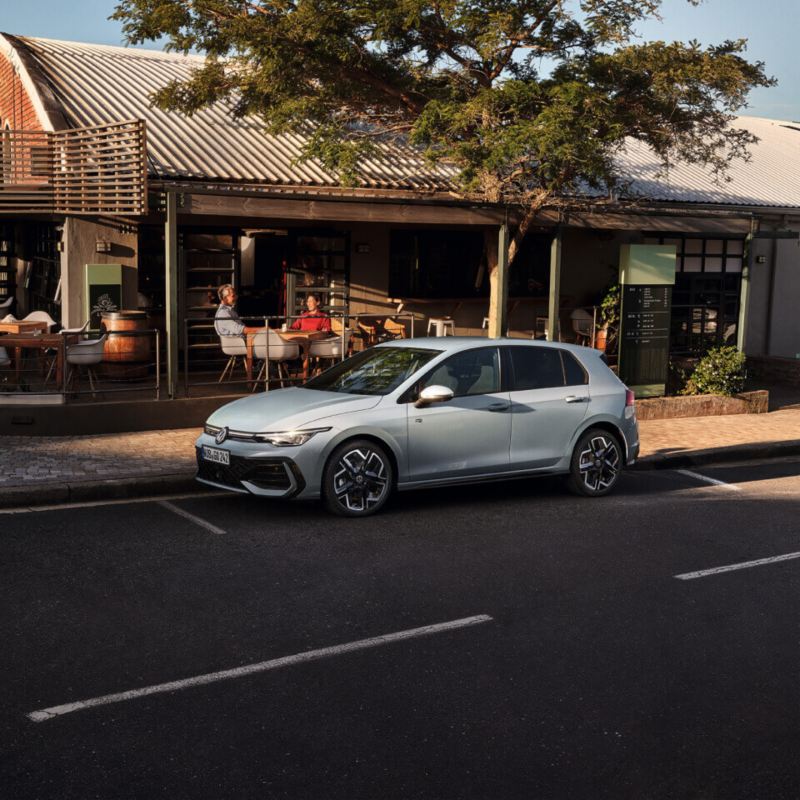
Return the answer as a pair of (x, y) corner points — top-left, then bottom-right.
(2, 440), (800, 509)
(634, 440), (800, 470)
(0, 471), (198, 510)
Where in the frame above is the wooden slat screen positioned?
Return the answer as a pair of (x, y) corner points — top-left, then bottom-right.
(0, 120), (147, 215)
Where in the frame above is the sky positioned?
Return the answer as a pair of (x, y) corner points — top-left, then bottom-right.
(2, 0), (798, 121)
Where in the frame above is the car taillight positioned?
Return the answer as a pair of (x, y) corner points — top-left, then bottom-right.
(625, 389), (635, 418)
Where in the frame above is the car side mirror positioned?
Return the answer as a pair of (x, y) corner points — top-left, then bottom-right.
(415, 385), (454, 407)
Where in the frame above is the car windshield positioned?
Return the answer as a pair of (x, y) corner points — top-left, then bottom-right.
(304, 347), (441, 395)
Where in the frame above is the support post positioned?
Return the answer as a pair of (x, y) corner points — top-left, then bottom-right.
(487, 222), (509, 338)
(736, 231), (753, 354)
(547, 226), (562, 342)
(164, 191), (179, 398)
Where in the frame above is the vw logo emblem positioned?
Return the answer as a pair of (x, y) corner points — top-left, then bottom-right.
(215, 426), (229, 445)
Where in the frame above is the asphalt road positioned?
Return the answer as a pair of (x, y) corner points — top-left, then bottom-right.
(2, 459), (800, 799)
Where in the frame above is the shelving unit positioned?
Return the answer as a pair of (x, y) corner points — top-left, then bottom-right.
(287, 232), (349, 319)
(0, 223), (15, 308)
(181, 231), (240, 315)
(26, 223), (61, 318)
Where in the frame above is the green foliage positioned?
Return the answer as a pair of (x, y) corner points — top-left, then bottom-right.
(681, 346), (746, 397)
(111, 1), (773, 198)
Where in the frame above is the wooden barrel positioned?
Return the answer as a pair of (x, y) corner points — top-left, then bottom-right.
(101, 310), (151, 379)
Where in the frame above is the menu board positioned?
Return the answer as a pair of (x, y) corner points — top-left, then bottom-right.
(619, 285), (672, 397)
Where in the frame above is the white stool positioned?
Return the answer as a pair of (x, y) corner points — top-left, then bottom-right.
(427, 317), (455, 337)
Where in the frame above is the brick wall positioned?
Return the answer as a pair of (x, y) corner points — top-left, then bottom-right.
(747, 355), (800, 387)
(0, 51), (43, 131)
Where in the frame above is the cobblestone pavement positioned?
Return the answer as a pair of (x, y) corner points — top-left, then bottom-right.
(0, 429), (200, 487)
(639, 408), (800, 458)
(2, 409), (800, 489)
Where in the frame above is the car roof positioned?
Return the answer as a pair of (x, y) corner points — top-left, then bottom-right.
(376, 336), (602, 358)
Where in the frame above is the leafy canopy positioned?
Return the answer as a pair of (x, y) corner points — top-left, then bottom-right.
(112, 0), (773, 203)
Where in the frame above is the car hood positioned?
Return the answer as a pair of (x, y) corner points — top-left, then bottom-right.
(206, 388), (383, 432)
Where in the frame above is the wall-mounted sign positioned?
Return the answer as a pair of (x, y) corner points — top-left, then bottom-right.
(618, 245), (676, 397)
(85, 263), (122, 329)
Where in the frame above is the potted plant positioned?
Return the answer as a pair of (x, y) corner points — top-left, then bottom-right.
(595, 280), (620, 353)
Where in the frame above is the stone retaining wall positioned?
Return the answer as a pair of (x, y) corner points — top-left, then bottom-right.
(747, 355), (800, 387)
(636, 390), (768, 420)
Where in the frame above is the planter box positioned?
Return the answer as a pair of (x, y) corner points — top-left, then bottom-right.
(636, 390), (768, 421)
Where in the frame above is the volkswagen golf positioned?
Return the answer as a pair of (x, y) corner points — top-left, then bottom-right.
(196, 337), (639, 516)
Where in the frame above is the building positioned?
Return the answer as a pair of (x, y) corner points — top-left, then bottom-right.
(0, 33), (798, 405)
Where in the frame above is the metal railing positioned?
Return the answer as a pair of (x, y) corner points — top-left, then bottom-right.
(183, 312), (417, 397)
(0, 328), (160, 402)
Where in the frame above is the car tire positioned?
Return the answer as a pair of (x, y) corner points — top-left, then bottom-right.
(566, 428), (623, 497)
(322, 439), (394, 517)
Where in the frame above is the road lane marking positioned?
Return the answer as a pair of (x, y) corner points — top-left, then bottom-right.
(675, 469), (741, 491)
(27, 614), (494, 723)
(675, 551), (800, 581)
(0, 491), (227, 515)
(157, 500), (226, 536)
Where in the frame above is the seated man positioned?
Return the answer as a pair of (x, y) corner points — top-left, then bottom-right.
(214, 284), (262, 336)
(290, 293), (331, 333)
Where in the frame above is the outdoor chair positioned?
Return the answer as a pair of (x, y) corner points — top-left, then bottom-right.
(23, 310), (58, 332)
(309, 331), (351, 373)
(217, 334), (248, 382)
(65, 334), (108, 398)
(534, 317), (561, 341)
(44, 321), (91, 384)
(427, 316), (455, 337)
(570, 308), (593, 347)
(252, 329), (300, 388)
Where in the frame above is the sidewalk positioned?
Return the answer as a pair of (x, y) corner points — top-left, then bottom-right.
(2, 410), (800, 508)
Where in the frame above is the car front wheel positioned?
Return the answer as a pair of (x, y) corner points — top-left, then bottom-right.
(566, 428), (623, 497)
(322, 439), (394, 517)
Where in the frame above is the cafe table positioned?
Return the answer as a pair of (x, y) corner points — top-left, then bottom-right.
(0, 331), (66, 387)
(0, 320), (48, 335)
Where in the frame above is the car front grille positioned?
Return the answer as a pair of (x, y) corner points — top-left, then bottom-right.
(196, 449), (302, 494)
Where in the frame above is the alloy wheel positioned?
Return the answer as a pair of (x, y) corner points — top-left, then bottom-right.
(332, 446), (389, 513)
(577, 435), (620, 492)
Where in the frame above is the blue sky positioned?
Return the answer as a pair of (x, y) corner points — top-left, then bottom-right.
(3, 0), (798, 120)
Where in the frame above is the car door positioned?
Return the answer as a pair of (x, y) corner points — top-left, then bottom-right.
(505, 345), (590, 469)
(406, 346), (511, 482)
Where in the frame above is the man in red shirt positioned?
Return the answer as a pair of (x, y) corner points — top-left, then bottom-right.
(290, 293), (331, 332)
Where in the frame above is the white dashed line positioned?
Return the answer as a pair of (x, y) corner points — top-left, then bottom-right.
(675, 551), (800, 581)
(675, 469), (741, 491)
(27, 614), (494, 722)
(157, 500), (226, 536)
(0, 491), (227, 515)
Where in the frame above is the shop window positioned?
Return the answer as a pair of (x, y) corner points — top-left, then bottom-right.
(390, 230), (486, 299)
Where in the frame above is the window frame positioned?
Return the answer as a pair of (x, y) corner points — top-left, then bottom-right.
(400, 345), (503, 403)
(502, 345), (588, 392)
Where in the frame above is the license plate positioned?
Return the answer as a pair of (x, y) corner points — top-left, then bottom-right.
(202, 445), (230, 465)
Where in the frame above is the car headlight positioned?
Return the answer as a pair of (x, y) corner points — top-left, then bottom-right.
(254, 427), (331, 447)
(204, 423), (221, 436)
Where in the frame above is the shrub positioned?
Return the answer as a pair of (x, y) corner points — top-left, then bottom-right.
(681, 346), (746, 397)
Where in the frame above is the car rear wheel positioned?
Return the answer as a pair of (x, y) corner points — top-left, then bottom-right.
(322, 439), (393, 517)
(566, 428), (623, 497)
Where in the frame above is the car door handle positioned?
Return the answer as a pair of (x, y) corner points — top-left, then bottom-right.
(564, 395), (589, 404)
(487, 402), (511, 412)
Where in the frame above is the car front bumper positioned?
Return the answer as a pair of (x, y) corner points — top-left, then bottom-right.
(194, 432), (332, 500)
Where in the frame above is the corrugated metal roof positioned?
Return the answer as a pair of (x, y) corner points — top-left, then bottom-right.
(616, 117), (800, 209)
(9, 36), (800, 208)
(17, 36), (459, 192)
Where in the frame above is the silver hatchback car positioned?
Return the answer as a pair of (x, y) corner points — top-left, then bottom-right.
(196, 337), (639, 516)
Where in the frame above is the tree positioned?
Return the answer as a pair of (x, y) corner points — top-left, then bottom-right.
(113, 0), (773, 325)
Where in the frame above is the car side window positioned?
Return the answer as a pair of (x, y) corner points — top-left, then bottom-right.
(562, 351), (588, 386)
(421, 348), (500, 397)
(507, 347), (565, 391)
